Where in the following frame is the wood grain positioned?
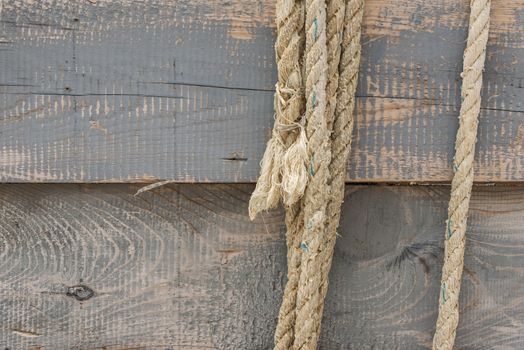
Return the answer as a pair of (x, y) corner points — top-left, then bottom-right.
(1, 0), (524, 183)
(0, 184), (285, 349)
(2, 184), (524, 348)
(321, 185), (524, 349)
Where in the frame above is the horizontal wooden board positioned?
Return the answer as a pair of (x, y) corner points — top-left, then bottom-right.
(0, 184), (285, 349)
(2, 184), (524, 348)
(1, 0), (524, 183)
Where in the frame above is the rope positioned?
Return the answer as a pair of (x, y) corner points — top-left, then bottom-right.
(325, 0), (346, 134)
(246, 1), (305, 349)
(272, 1), (342, 336)
(315, 0), (363, 339)
(249, 0), (306, 219)
(292, 0), (331, 347)
(274, 203), (304, 349)
(294, 0), (362, 349)
(433, 0), (491, 349)
(254, 0), (364, 348)
(253, 0), (491, 348)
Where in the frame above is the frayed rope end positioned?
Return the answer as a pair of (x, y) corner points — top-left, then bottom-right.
(281, 123), (309, 206)
(248, 136), (285, 220)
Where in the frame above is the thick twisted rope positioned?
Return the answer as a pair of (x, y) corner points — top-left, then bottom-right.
(433, 0), (491, 349)
(274, 203), (304, 349)
(274, 0), (348, 348)
(315, 0), (364, 340)
(291, 0), (332, 348)
(258, 2), (306, 349)
(324, 0), (346, 133)
(256, 0), (490, 348)
(249, 0), (306, 219)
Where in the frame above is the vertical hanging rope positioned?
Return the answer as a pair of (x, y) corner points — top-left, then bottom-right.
(325, 0), (346, 134)
(249, 0), (306, 219)
(257, 0), (364, 348)
(316, 0), (364, 338)
(292, 0), (331, 347)
(433, 0), (491, 349)
(274, 202), (305, 349)
(255, 0), (491, 347)
(245, 1), (306, 349)
(291, 0), (365, 347)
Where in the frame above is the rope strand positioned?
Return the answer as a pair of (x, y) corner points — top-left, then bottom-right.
(251, 0), (492, 348)
(274, 203), (304, 349)
(292, 0), (332, 347)
(268, 0), (364, 348)
(315, 0), (364, 340)
(433, 0), (491, 348)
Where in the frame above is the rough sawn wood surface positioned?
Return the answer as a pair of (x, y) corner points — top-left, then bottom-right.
(1, 0), (524, 183)
(1, 184), (524, 349)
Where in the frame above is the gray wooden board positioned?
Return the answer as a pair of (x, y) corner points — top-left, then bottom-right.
(1, 0), (524, 183)
(1, 183), (524, 349)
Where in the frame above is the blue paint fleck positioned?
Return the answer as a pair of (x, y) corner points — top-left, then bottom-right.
(300, 242), (309, 252)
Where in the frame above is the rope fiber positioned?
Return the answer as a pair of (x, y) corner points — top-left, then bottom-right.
(251, 0), (491, 348)
(268, 0), (364, 348)
(249, 0), (306, 220)
(433, 0), (491, 349)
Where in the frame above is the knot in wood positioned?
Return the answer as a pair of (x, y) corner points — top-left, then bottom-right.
(66, 285), (95, 301)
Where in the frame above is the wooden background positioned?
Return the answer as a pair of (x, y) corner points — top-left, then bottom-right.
(2, 184), (524, 349)
(1, 0), (524, 183)
(2, 0), (524, 349)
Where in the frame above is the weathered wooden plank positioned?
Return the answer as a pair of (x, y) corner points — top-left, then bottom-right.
(321, 185), (524, 349)
(0, 184), (285, 349)
(2, 184), (524, 348)
(1, 0), (524, 183)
